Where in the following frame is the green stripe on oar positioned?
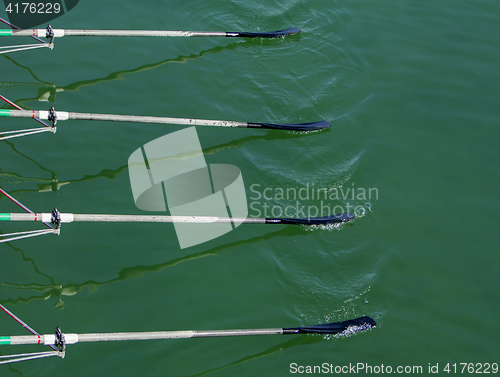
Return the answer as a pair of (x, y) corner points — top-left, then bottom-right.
(0, 213), (11, 221)
(0, 109), (11, 116)
(0, 30), (13, 36)
(0, 336), (12, 345)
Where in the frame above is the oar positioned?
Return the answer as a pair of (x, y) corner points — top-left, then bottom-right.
(2, 27), (300, 39)
(0, 210), (353, 243)
(0, 184), (353, 243)
(1, 108), (329, 132)
(1, 211), (354, 226)
(0, 316), (375, 364)
(1, 316), (376, 347)
(0, 23), (300, 54)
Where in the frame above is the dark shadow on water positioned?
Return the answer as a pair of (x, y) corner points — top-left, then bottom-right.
(1, 121), (328, 196)
(187, 335), (321, 377)
(1, 35), (301, 106)
(0, 226), (311, 310)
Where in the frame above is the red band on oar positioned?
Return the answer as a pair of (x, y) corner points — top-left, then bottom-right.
(0, 95), (52, 128)
(0, 16), (47, 44)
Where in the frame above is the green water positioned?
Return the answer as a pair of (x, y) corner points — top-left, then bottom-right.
(1, 0), (499, 375)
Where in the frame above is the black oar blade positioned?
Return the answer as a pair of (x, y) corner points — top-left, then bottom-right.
(283, 316), (376, 335)
(227, 28), (301, 38)
(276, 212), (354, 225)
(248, 120), (330, 132)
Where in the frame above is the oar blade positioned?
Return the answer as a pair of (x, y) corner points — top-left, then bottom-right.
(248, 120), (330, 132)
(284, 316), (376, 335)
(278, 212), (354, 225)
(227, 28), (301, 38)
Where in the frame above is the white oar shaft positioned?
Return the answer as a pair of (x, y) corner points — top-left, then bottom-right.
(5, 212), (267, 224)
(68, 112), (247, 127)
(4, 328), (284, 346)
(6, 109), (248, 128)
(65, 30), (226, 37)
(8, 29), (227, 38)
(73, 30), (226, 37)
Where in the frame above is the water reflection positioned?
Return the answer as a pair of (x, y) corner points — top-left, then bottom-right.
(0, 226), (308, 310)
(1, 121), (327, 196)
(1, 36), (300, 106)
(188, 336), (318, 377)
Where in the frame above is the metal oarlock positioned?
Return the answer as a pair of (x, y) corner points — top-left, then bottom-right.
(54, 326), (66, 355)
(51, 207), (61, 229)
(48, 106), (57, 127)
(46, 24), (55, 47)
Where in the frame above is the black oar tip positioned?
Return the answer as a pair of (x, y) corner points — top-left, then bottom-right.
(248, 120), (330, 132)
(341, 212), (355, 222)
(336, 316), (377, 336)
(227, 28), (301, 38)
(304, 120), (331, 130)
(352, 315), (377, 329)
(277, 212), (354, 225)
(284, 316), (376, 336)
(280, 27), (301, 37)
(317, 212), (355, 224)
